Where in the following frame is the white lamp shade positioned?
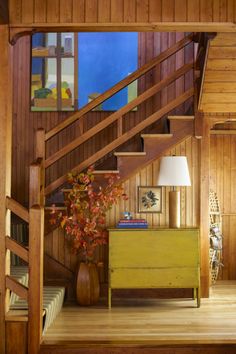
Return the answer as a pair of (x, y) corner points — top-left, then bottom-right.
(157, 156), (191, 187)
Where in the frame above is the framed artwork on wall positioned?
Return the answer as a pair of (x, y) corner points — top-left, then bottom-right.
(138, 186), (162, 213)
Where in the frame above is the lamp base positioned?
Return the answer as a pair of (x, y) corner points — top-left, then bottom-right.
(169, 191), (180, 228)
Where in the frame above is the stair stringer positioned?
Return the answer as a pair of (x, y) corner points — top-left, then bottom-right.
(115, 117), (194, 182)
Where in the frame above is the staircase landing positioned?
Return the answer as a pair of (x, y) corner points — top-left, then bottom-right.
(40, 281), (236, 354)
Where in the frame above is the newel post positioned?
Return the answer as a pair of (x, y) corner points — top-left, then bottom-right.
(28, 204), (44, 354)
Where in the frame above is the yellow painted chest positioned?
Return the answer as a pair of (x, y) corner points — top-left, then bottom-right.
(108, 228), (200, 308)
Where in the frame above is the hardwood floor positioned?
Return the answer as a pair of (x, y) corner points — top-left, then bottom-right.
(40, 281), (236, 353)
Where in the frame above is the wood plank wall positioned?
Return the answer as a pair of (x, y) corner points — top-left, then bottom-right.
(45, 136), (200, 282)
(8, 0), (236, 25)
(210, 123), (236, 280)
(12, 33), (193, 206)
(200, 33), (236, 113)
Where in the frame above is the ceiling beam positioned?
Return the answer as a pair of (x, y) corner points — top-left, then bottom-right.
(0, 0), (9, 24)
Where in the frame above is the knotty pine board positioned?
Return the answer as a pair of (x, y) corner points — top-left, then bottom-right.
(9, 0), (236, 25)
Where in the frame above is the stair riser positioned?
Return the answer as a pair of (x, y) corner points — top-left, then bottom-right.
(117, 126), (194, 180)
(169, 119), (194, 134)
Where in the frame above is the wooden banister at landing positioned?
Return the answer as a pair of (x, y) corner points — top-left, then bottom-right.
(5, 275), (28, 301)
(45, 87), (194, 195)
(45, 34), (193, 141)
(6, 196), (29, 223)
(45, 62), (193, 169)
(5, 236), (29, 263)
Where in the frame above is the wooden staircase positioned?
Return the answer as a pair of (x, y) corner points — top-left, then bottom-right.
(4, 32), (210, 354)
(38, 34), (195, 196)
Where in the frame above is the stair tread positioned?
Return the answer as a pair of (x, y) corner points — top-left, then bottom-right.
(168, 115), (194, 120)
(5, 310), (29, 322)
(114, 152), (146, 156)
(45, 206), (67, 210)
(141, 134), (173, 138)
(93, 170), (119, 174)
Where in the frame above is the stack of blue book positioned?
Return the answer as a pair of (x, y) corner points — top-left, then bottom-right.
(117, 218), (148, 228)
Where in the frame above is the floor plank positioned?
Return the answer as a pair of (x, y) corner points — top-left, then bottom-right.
(42, 281), (236, 346)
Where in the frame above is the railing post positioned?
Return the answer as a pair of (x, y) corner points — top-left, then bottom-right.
(35, 128), (46, 206)
(36, 128), (45, 161)
(28, 205), (44, 354)
(29, 162), (43, 208)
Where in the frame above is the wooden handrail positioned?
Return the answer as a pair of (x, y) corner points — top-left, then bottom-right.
(6, 196), (29, 223)
(29, 159), (44, 207)
(5, 275), (28, 301)
(45, 87), (194, 194)
(45, 62), (193, 168)
(45, 34), (193, 141)
(5, 236), (29, 263)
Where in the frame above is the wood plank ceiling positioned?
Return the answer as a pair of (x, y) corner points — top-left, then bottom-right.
(199, 33), (236, 113)
(8, 0), (236, 26)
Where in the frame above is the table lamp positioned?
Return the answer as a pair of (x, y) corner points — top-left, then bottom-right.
(157, 156), (191, 228)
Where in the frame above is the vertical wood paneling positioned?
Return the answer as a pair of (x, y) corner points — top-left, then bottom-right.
(223, 135), (231, 213)
(153, 32), (161, 111)
(60, 0), (72, 23)
(218, 0), (228, 22)
(175, 33), (185, 113)
(227, 0), (235, 21)
(85, 0), (98, 22)
(187, 0), (200, 21)
(22, 0), (34, 23)
(136, 0), (149, 22)
(9, 0), (22, 23)
(145, 32), (154, 116)
(149, 0), (162, 22)
(162, 0), (175, 21)
(210, 132), (236, 280)
(214, 0), (227, 21)
(213, 0), (220, 21)
(167, 33), (176, 104)
(111, 0), (124, 22)
(230, 136), (236, 213)
(98, 0), (111, 22)
(175, 0), (187, 21)
(160, 33), (169, 109)
(72, 0), (85, 23)
(46, 0), (60, 23)
(124, 0), (136, 22)
(200, 0), (213, 21)
(34, 0), (46, 23)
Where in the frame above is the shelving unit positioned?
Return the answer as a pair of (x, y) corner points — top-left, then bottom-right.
(209, 190), (223, 284)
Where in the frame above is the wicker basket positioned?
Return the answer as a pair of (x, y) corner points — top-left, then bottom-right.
(209, 190), (223, 285)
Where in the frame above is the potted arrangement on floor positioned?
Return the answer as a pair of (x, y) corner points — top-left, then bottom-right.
(50, 166), (127, 305)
